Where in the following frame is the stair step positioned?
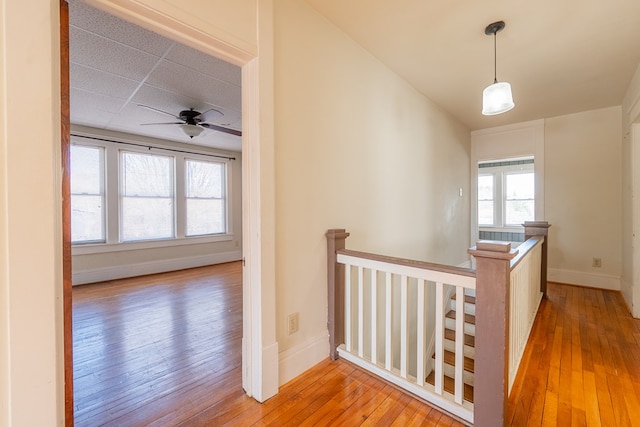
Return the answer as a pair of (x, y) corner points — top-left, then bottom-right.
(426, 371), (474, 403)
(445, 309), (475, 325)
(451, 294), (476, 305)
(444, 328), (475, 348)
(432, 349), (474, 373)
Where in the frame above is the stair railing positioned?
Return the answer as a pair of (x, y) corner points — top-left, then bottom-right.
(327, 229), (476, 423)
(327, 222), (549, 427)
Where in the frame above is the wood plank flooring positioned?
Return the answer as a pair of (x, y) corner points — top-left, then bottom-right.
(507, 282), (640, 426)
(74, 264), (640, 426)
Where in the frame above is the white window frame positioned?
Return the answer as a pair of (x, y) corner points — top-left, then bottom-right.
(184, 158), (228, 237)
(119, 149), (176, 242)
(70, 144), (106, 244)
(70, 134), (234, 255)
(477, 159), (535, 231)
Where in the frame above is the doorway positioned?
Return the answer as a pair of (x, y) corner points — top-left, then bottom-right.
(61, 0), (277, 422)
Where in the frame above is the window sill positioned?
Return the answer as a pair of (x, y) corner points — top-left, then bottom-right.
(72, 233), (235, 256)
(479, 226), (524, 233)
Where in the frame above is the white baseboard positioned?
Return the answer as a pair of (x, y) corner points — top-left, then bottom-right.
(72, 250), (242, 285)
(278, 333), (329, 386)
(548, 268), (621, 291)
(259, 341), (280, 402)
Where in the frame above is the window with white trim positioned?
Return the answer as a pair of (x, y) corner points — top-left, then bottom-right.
(71, 145), (105, 243)
(70, 136), (232, 250)
(477, 158), (534, 228)
(121, 151), (175, 241)
(185, 159), (226, 236)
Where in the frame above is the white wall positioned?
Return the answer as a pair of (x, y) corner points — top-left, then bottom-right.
(70, 127), (243, 285)
(545, 106), (622, 290)
(273, 0), (471, 384)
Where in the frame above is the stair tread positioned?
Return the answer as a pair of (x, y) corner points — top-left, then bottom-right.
(432, 349), (474, 373)
(451, 294), (476, 304)
(426, 371), (474, 403)
(445, 309), (475, 325)
(444, 328), (475, 347)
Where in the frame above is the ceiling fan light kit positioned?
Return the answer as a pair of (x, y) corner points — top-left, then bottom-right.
(180, 123), (204, 139)
(482, 20), (515, 116)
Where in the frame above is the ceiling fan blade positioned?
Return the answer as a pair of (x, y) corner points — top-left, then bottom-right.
(137, 104), (181, 120)
(197, 108), (224, 122)
(200, 123), (242, 137)
(140, 122), (184, 126)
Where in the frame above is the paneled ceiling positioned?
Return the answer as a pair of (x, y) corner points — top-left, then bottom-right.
(69, 0), (242, 152)
(306, 0), (640, 130)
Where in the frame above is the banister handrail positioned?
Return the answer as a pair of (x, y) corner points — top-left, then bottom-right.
(509, 235), (543, 270)
(338, 248), (476, 278)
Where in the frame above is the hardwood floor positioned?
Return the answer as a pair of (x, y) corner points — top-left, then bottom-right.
(73, 262), (243, 426)
(508, 282), (640, 426)
(74, 264), (640, 426)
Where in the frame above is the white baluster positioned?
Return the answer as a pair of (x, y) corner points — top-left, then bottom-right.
(435, 282), (444, 395)
(400, 275), (408, 379)
(454, 285), (465, 404)
(416, 279), (425, 386)
(345, 264), (351, 352)
(358, 266), (364, 358)
(371, 269), (378, 365)
(385, 272), (392, 371)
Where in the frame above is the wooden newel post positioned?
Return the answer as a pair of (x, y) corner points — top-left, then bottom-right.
(468, 241), (517, 427)
(326, 229), (350, 360)
(523, 221), (551, 297)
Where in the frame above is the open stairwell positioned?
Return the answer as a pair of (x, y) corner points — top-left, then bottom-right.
(426, 289), (476, 403)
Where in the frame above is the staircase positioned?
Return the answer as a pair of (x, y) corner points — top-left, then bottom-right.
(426, 289), (476, 403)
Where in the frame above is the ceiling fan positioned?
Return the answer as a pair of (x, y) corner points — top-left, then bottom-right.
(138, 104), (242, 138)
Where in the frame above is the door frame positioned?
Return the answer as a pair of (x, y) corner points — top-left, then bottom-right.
(62, 0), (278, 420)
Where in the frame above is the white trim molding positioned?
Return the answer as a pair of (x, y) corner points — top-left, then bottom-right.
(278, 333), (330, 386)
(548, 268), (621, 291)
(72, 251), (242, 285)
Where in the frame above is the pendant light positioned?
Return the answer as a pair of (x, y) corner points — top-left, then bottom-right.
(482, 21), (515, 116)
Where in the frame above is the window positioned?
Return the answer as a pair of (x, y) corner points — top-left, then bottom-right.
(186, 159), (226, 236)
(477, 158), (534, 228)
(69, 135), (233, 251)
(504, 172), (534, 226)
(121, 151), (174, 241)
(71, 145), (105, 243)
(477, 174), (494, 226)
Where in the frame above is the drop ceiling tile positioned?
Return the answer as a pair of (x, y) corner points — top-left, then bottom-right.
(69, 0), (174, 57)
(70, 26), (161, 81)
(71, 88), (123, 128)
(165, 43), (241, 87)
(146, 61), (241, 111)
(129, 84), (225, 120)
(70, 62), (139, 100)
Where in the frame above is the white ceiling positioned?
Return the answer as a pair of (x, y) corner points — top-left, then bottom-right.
(70, 1), (640, 143)
(68, 0), (242, 152)
(306, 0), (640, 130)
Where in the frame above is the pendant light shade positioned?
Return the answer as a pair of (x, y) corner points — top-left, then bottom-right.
(482, 81), (514, 115)
(482, 21), (514, 116)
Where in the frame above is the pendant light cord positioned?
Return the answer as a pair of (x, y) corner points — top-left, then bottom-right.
(493, 31), (498, 84)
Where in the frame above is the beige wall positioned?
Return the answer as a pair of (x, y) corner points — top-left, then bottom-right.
(545, 106), (622, 289)
(273, 0), (471, 382)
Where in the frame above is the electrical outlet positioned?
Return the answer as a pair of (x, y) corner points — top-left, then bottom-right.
(592, 257), (602, 268)
(288, 312), (299, 335)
